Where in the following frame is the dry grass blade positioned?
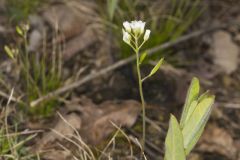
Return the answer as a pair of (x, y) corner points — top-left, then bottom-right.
(57, 112), (95, 159)
(98, 122), (134, 160)
(129, 136), (147, 160)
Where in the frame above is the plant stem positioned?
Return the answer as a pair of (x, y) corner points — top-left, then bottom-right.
(135, 38), (146, 150)
(24, 33), (30, 101)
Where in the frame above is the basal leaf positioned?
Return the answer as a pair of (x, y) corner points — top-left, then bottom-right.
(164, 115), (186, 160)
(184, 123), (205, 155)
(180, 77), (200, 128)
(149, 58), (164, 77)
(185, 100), (198, 123)
(198, 91), (209, 102)
(182, 95), (215, 154)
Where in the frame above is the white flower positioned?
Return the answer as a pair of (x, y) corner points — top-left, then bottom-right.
(122, 20), (150, 46)
(123, 21), (131, 33)
(130, 20), (145, 36)
(143, 29), (151, 41)
(123, 29), (131, 44)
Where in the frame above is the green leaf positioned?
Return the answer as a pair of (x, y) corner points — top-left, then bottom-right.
(182, 95), (215, 155)
(149, 58), (164, 77)
(185, 100), (198, 123)
(4, 45), (14, 59)
(184, 123), (205, 155)
(198, 91), (209, 102)
(164, 115), (186, 160)
(139, 51), (147, 64)
(180, 77), (200, 128)
(16, 26), (23, 36)
(107, 0), (118, 21)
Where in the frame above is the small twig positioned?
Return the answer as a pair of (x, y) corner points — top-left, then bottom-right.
(217, 102), (240, 109)
(0, 130), (43, 138)
(149, 61), (213, 86)
(30, 23), (234, 107)
(0, 90), (21, 104)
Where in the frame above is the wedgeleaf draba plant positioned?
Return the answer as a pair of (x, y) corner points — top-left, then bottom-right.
(122, 20), (164, 148)
(122, 21), (215, 159)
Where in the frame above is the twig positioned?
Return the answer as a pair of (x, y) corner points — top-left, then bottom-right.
(0, 89), (26, 105)
(149, 61), (213, 86)
(217, 102), (240, 109)
(0, 90), (19, 103)
(0, 130), (44, 138)
(30, 23), (234, 107)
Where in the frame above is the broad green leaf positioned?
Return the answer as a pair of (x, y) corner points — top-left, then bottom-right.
(185, 123), (205, 155)
(198, 91), (209, 102)
(107, 0), (118, 21)
(185, 100), (198, 123)
(164, 115), (186, 160)
(149, 58), (164, 77)
(182, 95), (215, 154)
(139, 51), (147, 64)
(4, 45), (14, 59)
(180, 77), (200, 128)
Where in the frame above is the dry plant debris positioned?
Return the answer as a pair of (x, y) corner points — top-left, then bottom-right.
(78, 99), (141, 145)
(34, 113), (82, 151)
(198, 123), (238, 160)
(29, 0), (103, 60)
(35, 99), (141, 153)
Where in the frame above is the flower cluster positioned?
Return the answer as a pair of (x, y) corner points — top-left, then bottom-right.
(122, 20), (151, 47)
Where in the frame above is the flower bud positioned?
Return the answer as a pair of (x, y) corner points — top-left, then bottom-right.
(144, 29), (151, 41)
(140, 22), (145, 35)
(123, 30), (131, 44)
(123, 21), (131, 33)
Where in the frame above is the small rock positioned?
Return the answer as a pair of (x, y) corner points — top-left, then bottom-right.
(210, 30), (239, 74)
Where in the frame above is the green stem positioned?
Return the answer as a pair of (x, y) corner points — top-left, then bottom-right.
(24, 33), (30, 101)
(135, 38), (146, 150)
